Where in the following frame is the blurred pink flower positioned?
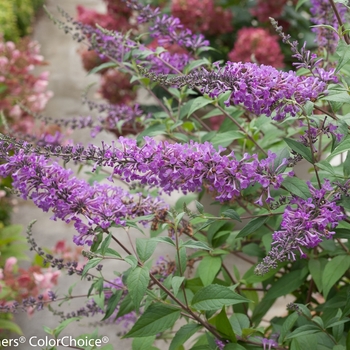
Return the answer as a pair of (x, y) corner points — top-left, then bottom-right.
(228, 27), (284, 68)
(171, 0), (233, 35)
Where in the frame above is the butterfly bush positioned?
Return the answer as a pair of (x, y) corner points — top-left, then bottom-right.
(0, 149), (167, 246)
(1, 0), (350, 348)
(143, 60), (336, 120)
(310, 0), (348, 52)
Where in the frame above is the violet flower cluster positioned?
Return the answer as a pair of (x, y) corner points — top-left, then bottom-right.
(57, 8), (191, 76)
(0, 135), (289, 203)
(310, 0), (348, 53)
(255, 180), (345, 275)
(111, 137), (288, 202)
(125, 0), (209, 51)
(142, 61), (335, 121)
(0, 148), (167, 246)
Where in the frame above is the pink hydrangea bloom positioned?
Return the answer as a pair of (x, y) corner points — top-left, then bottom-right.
(228, 27), (285, 68)
(171, 0), (233, 35)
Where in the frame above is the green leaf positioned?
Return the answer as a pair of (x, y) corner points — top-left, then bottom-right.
(124, 304), (180, 338)
(197, 256), (222, 286)
(169, 324), (202, 350)
(236, 216), (268, 238)
(322, 255), (350, 299)
(137, 124), (166, 140)
(0, 319), (22, 335)
(308, 258), (327, 292)
(210, 131), (243, 148)
(88, 61), (117, 75)
(191, 284), (250, 311)
(195, 201), (204, 214)
(264, 269), (308, 300)
(327, 137), (350, 161)
(101, 247), (122, 258)
(102, 290), (123, 321)
(132, 336), (156, 350)
(322, 91), (350, 104)
(284, 138), (313, 163)
(81, 258), (102, 278)
(229, 313), (250, 337)
(282, 177), (311, 199)
(187, 96), (213, 118)
(116, 293), (135, 318)
(181, 240), (212, 251)
(343, 151), (350, 177)
(171, 276), (185, 296)
(53, 317), (81, 337)
(127, 266), (150, 311)
(315, 161), (335, 175)
(184, 58), (209, 73)
(136, 238), (157, 263)
(124, 255), (138, 269)
(213, 308), (237, 342)
(279, 312), (299, 343)
(151, 237), (176, 246)
(273, 147), (290, 173)
(296, 0), (308, 10)
(175, 246), (187, 274)
(222, 209), (241, 222)
(101, 232), (112, 255)
(285, 325), (320, 340)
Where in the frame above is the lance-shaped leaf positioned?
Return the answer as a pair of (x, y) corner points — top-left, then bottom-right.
(191, 284), (250, 311)
(124, 304), (181, 338)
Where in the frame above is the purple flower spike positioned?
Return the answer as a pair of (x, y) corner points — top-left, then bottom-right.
(255, 180), (345, 275)
(0, 150), (167, 246)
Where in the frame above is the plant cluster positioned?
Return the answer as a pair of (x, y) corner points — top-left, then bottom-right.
(0, 0), (350, 349)
(0, 0), (45, 43)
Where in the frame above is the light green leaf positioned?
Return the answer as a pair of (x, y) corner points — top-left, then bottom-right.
(191, 284), (250, 311)
(210, 131), (243, 148)
(180, 240), (212, 251)
(136, 238), (157, 263)
(81, 258), (102, 278)
(282, 177), (311, 199)
(151, 237), (176, 246)
(236, 217), (268, 238)
(169, 324), (202, 350)
(284, 138), (313, 163)
(222, 209), (241, 222)
(171, 276), (185, 296)
(322, 255), (350, 298)
(124, 255), (138, 269)
(229, 313), (250, 337)
(315, 161), (335, 175)
(127, 266), (150, 311)
(124, 304), (180, 338)
(88, 61), (117, 75)
(308, 258), (327, 292)
(279, 312), (299, 342)
(187, 97), (213, 118)
(132, 336), (156, 350)
(322, 92), (350, 104)
(296, 0), (308, 10)
(101, 232), (112, 255)
(0, 319), (22, 335)
(53, 317), (81, 338)
(343, 151), (350, 177)
(327, 137), (350, 161)
(213, 308), (237, 342)
(264, 269), (308, 300)
(102, 290), (123, 321)
(197, 256), (222, 286)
